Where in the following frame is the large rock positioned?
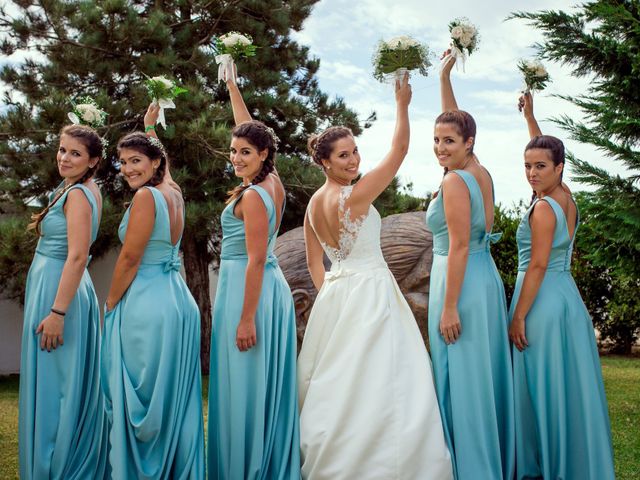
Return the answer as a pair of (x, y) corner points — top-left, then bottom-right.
(274, 211), (433, 348)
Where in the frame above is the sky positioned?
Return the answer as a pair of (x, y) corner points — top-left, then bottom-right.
(291, 0), (623, 206)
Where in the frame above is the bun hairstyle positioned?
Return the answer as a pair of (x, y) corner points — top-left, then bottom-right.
(307, 126), (353, 169)
(116, 132), (168, 188)
(525, 134), (565, 204)
(226, 120), (278, 203)
(28, 124), (102, 236)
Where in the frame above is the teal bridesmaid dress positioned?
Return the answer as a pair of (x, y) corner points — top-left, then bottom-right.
(101, 186), (204, 478)
(19, 183), (109, 479)
(510, 197), (615, 480)
(426, 169), (515, 480)
(208, 185), (300, 480)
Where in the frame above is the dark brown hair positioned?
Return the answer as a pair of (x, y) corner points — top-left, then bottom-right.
(28, 124), (102, 236)
(307, 126), (353, 168)
(227, 120), (278, 203)
(117, 132), (167, 187)
(525, 135), (565, 204)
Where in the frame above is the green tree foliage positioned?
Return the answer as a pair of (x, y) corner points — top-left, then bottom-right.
(492, 202), (525, 304)
(511, 1), (640, 281)
(0, 0), (363, 372)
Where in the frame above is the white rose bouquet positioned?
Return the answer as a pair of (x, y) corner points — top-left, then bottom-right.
(67, 96), (107, 129)
(518, 59), (550, 94)
(373, 35), (432, 83)
(212, 32), (257, 83)
(144, 75), (188, 129)
(447, 17), (479, 71)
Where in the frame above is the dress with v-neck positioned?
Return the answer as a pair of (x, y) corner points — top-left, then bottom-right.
(510, 196), (614, 480)
(426, 169), (515, 480)
(101, 186), (204, 478)
(208, 184), (300, 480)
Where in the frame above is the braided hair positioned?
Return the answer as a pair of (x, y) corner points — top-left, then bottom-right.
(28, 124), (102, 236)
(116, 132), (168, 187)
(525, 135), (565, 205)
(226, 120), (278, 204)
(307, 126), (353, 169)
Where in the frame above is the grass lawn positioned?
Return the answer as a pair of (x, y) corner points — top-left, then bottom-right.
(1, 356), (638, 478)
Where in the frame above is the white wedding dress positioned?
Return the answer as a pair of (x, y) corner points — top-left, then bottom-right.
(298, 186), (453, 480)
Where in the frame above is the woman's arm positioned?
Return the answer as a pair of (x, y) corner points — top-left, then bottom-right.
(440, 50), (459, 112)
(235, 189), (269, 352)
(227, 77), (252, 125)
(304, 209), (326, 291)
(440, 173), (471, 344)
(36, 188), (92, 351)
(519, 92), (542, 138)
(509, 200), (555, 351)
(143, 103), (177, 187)
(105, 188), (155, 310)
(350, 75), (412, 207)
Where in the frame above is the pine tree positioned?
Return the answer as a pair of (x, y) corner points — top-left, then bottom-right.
(511, 0), (640, 351)
(0, 0), (362, 372)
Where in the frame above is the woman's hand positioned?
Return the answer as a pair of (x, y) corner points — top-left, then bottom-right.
(36, 312), (65, 351)
(509, 316), (529, 351)
(144, 103), (161, 130)
(440, 306), (462, 344)
(395, 71), (412, 107)
(518, 92), (534, 118)
(236, 316), (257, 352)
(440, 48), (456, 77)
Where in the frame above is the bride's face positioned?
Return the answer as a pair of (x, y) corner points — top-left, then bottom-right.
(322, 136), (360, 182)
(433, 123), (473, 169)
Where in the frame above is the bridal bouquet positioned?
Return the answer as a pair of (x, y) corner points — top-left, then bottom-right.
(144, 75), (188, 129)
(372, 35), (431, 83)
(68, 96), (107, 129)
(518, 59), (550, 94)
(212, 32), (257, 83)
(447, 17), (479, 70)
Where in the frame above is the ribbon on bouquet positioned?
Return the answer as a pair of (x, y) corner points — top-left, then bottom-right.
(215, 53), (237, 84)
(442, 46), (467, 73)
(153, 98), (175, 129)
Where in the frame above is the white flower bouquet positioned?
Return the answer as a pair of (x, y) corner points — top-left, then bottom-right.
(67, 97), (107, 129)
(144, 75), (188, 129)
(518, 59), (550, 94)
(372, 35), (431, 83)
(447, 18), (479, 70)
(212, 32), (257, 83)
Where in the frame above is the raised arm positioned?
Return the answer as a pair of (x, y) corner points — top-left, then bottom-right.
(144, 103), (176, 185)
(519, 92), (542, 138)
(227, 77), (252, 125)
(106, 188), (155, 311)
(350, 74), (412, 207)
(440, 50), (459, 112)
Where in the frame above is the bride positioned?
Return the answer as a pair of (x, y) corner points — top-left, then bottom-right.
(298, 75), (453, 479)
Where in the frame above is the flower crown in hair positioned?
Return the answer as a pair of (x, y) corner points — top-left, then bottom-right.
(100, 137), (109, 159)
(264, 125), (280, 149)
(147, 135), (164, 152)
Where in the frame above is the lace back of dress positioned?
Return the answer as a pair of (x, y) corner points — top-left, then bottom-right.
(318, 185), (368, 263)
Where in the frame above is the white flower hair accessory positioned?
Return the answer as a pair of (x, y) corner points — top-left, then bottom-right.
(100, 137), (109, 159)
(147, 135), (165, 152)
(67, 96), (107, 129)
(264, 125), (280, 149)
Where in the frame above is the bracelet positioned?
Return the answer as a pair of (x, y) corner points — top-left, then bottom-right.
(51, 307), (66, 316)
(145, 125), (156, 133)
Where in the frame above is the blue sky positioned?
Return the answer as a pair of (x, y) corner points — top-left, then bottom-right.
(292, 0), (623, 206)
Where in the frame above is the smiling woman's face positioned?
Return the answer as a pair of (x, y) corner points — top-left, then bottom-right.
(57, 134), (97, 182)
(433, 123), (473, 169)
(119, 148), (160, 189)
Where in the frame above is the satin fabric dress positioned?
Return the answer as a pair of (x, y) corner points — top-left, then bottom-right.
(426, 170), (515, 480)
(298, 185), (453, 480)
(208, 185), (300, 480)
(19, 182), (109, 479)
(511, 197), (615, 480)
(101, 186), (204, 479)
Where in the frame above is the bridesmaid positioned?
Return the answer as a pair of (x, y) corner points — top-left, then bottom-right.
(19, 123), (109, 479)
(509, 93), (615, 480)
(101, 104), (204, 478)
(426, 51), (514, 479)
(207, 74), (300, 479)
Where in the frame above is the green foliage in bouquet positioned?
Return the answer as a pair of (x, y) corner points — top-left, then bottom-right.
(373, 36), (431, 83)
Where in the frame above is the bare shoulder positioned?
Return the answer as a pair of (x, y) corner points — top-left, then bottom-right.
(442, 170), (467, 192)
(530, 198), (555, 221)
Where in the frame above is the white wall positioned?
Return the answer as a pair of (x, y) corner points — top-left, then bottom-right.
(0, 249), (218, 375)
